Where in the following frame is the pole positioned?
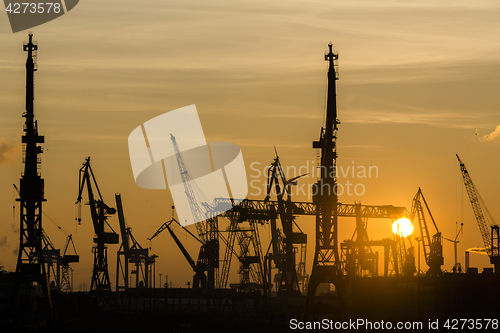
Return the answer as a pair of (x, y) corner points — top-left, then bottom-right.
(415, 237), (421, 275)
(454, 242), (458, 269)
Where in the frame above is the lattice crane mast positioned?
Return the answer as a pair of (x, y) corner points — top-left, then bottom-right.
(456, 154), (500, 272)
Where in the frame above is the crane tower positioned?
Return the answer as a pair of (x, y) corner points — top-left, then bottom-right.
(307, 44), (346, 310)
(11, 33), (52, 320)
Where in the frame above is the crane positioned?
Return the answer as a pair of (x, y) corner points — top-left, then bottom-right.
(149, 219), (207, 289)
(60, 235), (79, 292)
(41, 230), (61, 290)
(170, 134), (219, 289)
(410, 188), (443, 277)
(115, 193), (155, 290)
(306, 43), (346, 313)
(11, 33), (52, 323)
(264, 153), (307, 295)
(17, 180), (79, 293)
(76, 157), (119, 294)
(456, 154), (500, 272)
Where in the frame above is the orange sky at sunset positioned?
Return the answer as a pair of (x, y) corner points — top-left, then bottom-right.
(1, 0), (500, 289)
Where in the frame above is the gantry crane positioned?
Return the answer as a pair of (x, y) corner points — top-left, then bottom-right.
(217, 209), (268, 293)
(76, 157), (119, 294)
(456, 154), (500, 272)
(116, 193), (156, 290)
(342, 203), (384, 277)
(410, 188), (443, 277)
(60, 235), (79, 292)
(212, 199), (408, 285)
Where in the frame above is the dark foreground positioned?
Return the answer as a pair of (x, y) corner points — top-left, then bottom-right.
(1, 271), (499, 332)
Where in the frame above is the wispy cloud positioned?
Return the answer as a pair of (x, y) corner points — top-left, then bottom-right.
(480, 125), (500, 142)
(344, 108), (476, 127)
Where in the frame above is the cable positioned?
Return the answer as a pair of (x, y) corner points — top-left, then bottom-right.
(42, 212), (70, 236)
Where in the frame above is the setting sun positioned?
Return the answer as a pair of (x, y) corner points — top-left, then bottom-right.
(392, 218), (413, 237)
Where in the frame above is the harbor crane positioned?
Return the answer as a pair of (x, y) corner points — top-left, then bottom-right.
(264, 154), (307, 295)
(456, 154), (500, 272)
(410, 188), (443, 277)
(41, 230), (61, 290)
(116, 193), (156, 290)
(76, 157), (119, 294)
(60, 235), (79, 292)
(149, 219), (207, 289)
(11, 33), (52, 322)
(170, 134), (219, 290)
(215, 207), (268, 293)
(306, 43), (346, 313)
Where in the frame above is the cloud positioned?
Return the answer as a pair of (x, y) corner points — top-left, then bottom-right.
(480, 125), (500, 142)
(0, 138), (19, 165)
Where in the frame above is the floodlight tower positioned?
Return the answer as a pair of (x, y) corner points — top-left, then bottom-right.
(12, 34), (52, 319)
(307, 44), (346, 311)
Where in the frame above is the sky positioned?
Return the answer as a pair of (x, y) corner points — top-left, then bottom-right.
(1, 0), (500, 290)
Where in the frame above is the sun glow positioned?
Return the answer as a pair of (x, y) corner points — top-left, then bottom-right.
(392, 218), (413, 237)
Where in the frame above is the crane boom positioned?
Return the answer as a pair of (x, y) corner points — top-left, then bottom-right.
(115, 194), (129, 255)
(165, 219), (196, 269)
(456, 154), (492, 253)
(149, 218), (207, 288)
(149, 219), (201, 244)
